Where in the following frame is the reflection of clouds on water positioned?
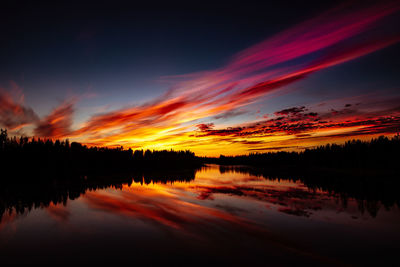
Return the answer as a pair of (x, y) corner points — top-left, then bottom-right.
(0, 164), (399, 234)
(190, 184), (326, 217)
(82, 185), (261, 238)
(0, 165), (399, 266)
(0, 211), (19, 247)
(46, 203), (71, 222)
(198, 165), (400, 218)
(0, 211), (17, 232)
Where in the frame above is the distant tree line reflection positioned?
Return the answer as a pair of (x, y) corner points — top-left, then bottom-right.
(218, 165), (400, 217)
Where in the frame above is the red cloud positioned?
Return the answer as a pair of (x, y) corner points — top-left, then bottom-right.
(34, 100), (75, 138)
(0, 91), (39, 130)
(196, 123), (214, 131)
(195, 103), (400, 140)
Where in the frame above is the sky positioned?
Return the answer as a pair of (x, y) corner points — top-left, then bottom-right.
(1, 1), (400, 156)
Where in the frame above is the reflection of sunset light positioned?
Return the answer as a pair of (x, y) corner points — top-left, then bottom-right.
(83, 178), (257, 234)
(0, 211), (17, 232)
(76, 163), (394, 233)
(46, 203), (70, 222)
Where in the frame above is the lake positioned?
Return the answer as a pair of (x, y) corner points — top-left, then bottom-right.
(0, 164), (399, 265)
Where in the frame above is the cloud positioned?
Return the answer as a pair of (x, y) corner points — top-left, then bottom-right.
(195, 103), (400, 140)
(248, 146), (301, 151)
(0, 90), (39, 130)
(34, 100), (75, 138)
(274, 106), (306, 116)
(196, 123), (214, 131)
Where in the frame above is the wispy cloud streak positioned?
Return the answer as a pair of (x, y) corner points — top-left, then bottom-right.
(0, 90), (39, 131)
(34, 100), (75, 138)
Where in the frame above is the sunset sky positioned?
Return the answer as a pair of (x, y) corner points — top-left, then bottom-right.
(1, 1), (400, 156)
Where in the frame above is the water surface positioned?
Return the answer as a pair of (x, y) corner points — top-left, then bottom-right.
(1, 164), (399, 265)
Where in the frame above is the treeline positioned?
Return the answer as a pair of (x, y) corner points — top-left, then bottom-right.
(205, 135), (400, 173)
(0, 129), (201, 181)
(1, 127), (399, 181)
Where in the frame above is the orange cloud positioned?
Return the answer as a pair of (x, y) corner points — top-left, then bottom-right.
(34, 100), (75, 138)
(0, 90), (39, 131)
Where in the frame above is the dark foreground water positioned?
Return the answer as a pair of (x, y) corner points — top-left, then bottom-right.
(0, 164), (399, 265)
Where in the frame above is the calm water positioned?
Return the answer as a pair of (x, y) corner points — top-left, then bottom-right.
(1, 164), (399, 265)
